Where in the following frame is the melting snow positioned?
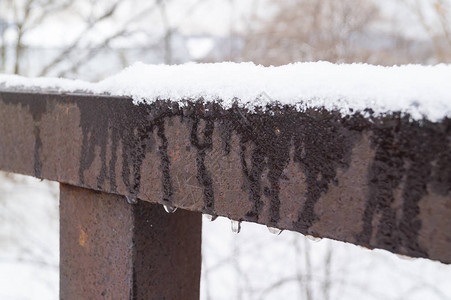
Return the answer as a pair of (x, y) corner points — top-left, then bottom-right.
(0, 61), (450, 121)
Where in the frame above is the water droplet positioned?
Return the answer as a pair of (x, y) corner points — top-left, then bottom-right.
(396, 254), (416, 261)
(306, 235), (322, 242)
(205, 214), (217, 222)
(267, 226), (282, 235)
(126, 195), (137, 204)
(163, 204), (177, 213)
(231, 220), (241, 234)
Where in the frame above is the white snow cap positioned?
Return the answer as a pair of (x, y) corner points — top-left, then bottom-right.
(1, 61), (450, 121)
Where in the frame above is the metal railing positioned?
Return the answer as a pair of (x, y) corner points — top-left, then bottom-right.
(0, 89), (449, 298)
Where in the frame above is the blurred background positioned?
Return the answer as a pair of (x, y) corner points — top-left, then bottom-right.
(0, 0), (451, 299)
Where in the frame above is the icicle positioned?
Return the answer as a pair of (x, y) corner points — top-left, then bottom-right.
(163, 204), (177, 213)
(204, 214), (217, 222)
(267, 226), (282, 235)
(306, 235), (322, 242)
(126, 195), (137, 204)
(231, 220), (241, 234)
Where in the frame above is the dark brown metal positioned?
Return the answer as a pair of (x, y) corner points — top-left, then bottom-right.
(60, 183), (202, 299)
(1, 89), (450, 263)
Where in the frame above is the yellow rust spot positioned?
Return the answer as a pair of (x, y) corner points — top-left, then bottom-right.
(78, 225), (88, 248)
(170, 146), (181, 161)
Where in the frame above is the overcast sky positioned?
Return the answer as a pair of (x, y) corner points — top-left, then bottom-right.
(0, 0), (440, 48)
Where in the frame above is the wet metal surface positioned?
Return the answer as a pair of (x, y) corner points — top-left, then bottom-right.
(0, 90), (450, 263)
(60, 184), (201, 299)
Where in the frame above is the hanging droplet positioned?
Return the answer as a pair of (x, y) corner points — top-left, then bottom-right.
(205, 214), (218, 222)
(396, 254), (415, 261)
(267, 226), (282, 235)
(163, 204), (177, 213)
(306, 235), (322, 242)
(231, 220), (241, 234)
(126, 195), (137, 204)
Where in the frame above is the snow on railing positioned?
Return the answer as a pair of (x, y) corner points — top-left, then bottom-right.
(0, 62), (450, 298)
(1, 62), (450, 120)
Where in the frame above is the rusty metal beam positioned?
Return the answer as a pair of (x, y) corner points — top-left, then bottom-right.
(60, 183), (202, 299)
(0, 89), (450, 263)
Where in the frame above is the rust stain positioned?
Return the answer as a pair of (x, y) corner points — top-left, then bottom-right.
(310, 132), (374, 241)
(170, 148), (181, 161)
(78, 225), (88, 248)
(418, 189), (451, 263)
(1, 91), (450, 264)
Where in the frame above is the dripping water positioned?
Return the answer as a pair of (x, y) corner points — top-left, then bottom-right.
(396, 254), (416, 261)
(231, 220), (241, 234)
(163, 204), (177, 213)
(204, 214), (218, 222)
(126, 195), (138, 204)
(306, 235), (322, 242)
(267, 226), (283, 235)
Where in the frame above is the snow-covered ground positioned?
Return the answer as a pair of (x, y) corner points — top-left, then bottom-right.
(0, 173), (450, 300)
(1, 62), (451, 121)
(203, 217), (451, 300)
(0, 174), (58, 300)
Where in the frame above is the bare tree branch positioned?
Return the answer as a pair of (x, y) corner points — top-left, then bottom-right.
(38, 0), (123, 76)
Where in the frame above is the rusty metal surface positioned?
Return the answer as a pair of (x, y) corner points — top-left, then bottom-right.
(0, 89), (450, 263)
(60, 184), (201, 299)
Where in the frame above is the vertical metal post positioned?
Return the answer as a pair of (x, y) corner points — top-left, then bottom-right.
(60, 184), (202, 299)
